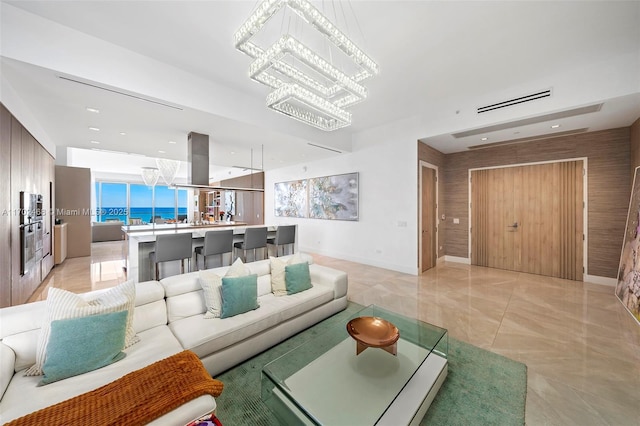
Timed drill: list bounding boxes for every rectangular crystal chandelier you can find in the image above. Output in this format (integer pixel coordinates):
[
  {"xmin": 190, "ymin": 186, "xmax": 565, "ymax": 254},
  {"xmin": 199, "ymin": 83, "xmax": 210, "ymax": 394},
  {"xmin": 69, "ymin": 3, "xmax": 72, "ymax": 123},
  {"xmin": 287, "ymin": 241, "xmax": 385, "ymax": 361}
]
[{"xmin": 234, "ymin": 0, "xmax": 379, "ymax": 131}]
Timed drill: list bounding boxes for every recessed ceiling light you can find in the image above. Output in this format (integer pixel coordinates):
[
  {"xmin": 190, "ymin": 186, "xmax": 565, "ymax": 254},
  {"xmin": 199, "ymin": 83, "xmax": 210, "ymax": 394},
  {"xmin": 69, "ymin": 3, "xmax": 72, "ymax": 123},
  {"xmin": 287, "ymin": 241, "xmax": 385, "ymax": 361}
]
[
  {"xmin": 88, "ymin": 127, "xmax": 100, "ymax": 132},
  {"xmin": 90, "ymin": 140, "xmax": 100, "ymax": 144},
  {"xmin": 481, "ymin": 137, "xmax": 488, "ymax": 141},
  {"xmin": 551, "ymin": 124, "xmax": 561, "ymax": 129},
  {"xmin": 119, "ymin": 132, "xmax": 127, "ymax": 136},
  {"xmin": 158, "ymin": 150, "xmax": 166, "ymax": 154},
  {"xmin": 230, "ymin": 151, "xmax": 235, "ymax": 155},
  {"xmin": 86, "ymin": 107, "xmax": 100, "ymax": 113},
  {"xmin": 168, "ymin": 140, "xmax": 176, "ymax": 144}
]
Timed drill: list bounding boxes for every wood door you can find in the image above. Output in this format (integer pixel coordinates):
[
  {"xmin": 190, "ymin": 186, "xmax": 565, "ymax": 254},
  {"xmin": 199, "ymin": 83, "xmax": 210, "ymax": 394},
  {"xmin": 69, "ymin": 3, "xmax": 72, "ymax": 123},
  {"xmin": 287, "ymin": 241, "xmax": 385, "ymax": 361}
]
[
  {"xmin": 421, "ymin": 166, "xmax": 437, "ymax": 272},
  {"xmin": 471, "ymin": 161, "xmax": 583, "ymax": 280}
]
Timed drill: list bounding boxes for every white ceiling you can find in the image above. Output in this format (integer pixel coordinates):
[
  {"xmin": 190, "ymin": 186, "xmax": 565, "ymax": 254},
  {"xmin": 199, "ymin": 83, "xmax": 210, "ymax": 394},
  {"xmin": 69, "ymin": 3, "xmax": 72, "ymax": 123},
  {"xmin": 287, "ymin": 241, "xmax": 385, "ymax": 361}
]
[{"xmin": 1, "ymin": 0, "xmax": 639, "ymax": 174}]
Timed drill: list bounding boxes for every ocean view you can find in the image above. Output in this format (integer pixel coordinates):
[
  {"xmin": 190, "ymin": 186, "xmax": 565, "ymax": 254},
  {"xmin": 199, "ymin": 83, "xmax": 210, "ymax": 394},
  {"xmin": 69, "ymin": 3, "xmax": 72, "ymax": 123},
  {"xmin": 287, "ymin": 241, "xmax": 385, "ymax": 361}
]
[{"xmin": 100, "ymin": 207, "xmax": 188, "ymax": 224}]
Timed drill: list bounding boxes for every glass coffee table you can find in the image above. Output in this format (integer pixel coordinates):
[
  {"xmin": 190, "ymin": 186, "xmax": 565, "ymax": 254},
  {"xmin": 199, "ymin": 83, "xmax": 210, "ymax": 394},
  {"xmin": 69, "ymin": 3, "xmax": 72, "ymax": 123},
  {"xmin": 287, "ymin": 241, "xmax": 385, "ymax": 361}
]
[{"xmin": 261, "ymin": 305, "xmax": 448, "ymax": 425}]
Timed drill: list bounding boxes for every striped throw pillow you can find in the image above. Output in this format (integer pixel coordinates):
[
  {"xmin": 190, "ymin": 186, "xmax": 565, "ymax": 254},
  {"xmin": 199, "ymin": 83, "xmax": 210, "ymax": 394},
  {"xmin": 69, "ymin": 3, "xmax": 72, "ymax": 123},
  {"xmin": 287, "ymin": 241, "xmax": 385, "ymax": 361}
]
[{"xmin": 24, "ymin": 280, "xmax": 138, "ymax": 376}]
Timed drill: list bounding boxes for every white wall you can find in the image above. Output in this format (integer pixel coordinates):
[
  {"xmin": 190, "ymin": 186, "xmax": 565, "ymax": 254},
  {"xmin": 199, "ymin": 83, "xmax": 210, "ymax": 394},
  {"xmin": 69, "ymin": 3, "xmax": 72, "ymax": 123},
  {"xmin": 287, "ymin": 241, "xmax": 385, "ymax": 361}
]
[
  {"xmin": 0, "ymin": 73, "xmax": 56, "ymax": 157},
  {"xmin": 266, "ymin": 116, "xmax": 423, "ymax": 275}
]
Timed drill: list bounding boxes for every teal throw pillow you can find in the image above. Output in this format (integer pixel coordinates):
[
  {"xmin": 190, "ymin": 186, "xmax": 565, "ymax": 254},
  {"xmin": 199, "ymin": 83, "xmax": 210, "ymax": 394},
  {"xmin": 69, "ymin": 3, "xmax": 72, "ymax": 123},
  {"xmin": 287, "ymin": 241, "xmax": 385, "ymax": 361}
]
[
  {"xmin": 39, "ymin": 310, "xmax": 127, "ymax": 386},
  {"xmin": 285, "ymin": 262, "xmax": 312, "ymax": 295},
  {"xmin": 221, "ymin": 274, "xmax": 259, "ymax": 319}
]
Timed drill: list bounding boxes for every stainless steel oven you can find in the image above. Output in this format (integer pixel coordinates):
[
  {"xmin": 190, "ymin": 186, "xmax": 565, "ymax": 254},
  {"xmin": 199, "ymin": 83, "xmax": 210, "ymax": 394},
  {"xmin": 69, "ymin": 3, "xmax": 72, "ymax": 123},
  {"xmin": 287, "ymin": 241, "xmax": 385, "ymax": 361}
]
[
  {"xmin": 20, "ymin": 222, "xmax": 36, "ymax": 275},
  {"xmin": 20, "ymin": 191, "xmax": 33, "ymax": 225},
  {"xmin": 20, "ymin": 192, "xmax": 44, "ymax": 275},
  {"xmin": 34, "ymin": 194, "xmax": 44, "ymax": 221}
]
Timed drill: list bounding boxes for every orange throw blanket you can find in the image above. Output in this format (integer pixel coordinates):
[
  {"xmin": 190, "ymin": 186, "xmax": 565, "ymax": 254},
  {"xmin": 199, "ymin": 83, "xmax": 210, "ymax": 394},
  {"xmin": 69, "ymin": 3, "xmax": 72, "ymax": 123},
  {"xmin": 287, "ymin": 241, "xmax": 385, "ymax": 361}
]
[{"xmin": 6, "ymin": 350, "xmax": 224, "ymax": 426}]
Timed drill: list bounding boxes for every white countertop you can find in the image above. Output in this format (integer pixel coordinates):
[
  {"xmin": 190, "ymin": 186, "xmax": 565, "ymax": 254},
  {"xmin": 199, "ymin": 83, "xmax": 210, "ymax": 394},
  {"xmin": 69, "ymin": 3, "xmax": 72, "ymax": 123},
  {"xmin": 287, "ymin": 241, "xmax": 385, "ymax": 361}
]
[{"xmin": 123, "ymin": 224, "xmax": 277, "ymax": 243}]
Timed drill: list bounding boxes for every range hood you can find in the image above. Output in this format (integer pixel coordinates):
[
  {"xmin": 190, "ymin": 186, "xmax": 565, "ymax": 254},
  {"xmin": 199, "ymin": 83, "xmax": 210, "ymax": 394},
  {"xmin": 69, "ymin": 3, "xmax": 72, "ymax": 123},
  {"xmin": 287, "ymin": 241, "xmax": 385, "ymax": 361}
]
[{"xmin": 170, "ymin": 131, "xmax": 264, "ymax": 192}]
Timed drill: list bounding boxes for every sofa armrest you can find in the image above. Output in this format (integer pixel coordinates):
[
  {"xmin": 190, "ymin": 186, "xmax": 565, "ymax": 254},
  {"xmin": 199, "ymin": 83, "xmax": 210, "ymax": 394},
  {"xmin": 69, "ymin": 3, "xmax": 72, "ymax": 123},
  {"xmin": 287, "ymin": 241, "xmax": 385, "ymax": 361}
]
[
  {"xmin": 309, "ymin": 264, "xmax": 348, "ymax": 300},
  {"xmin": 0, "ymin": 342, "xmax": 16, "ymax": 400}
]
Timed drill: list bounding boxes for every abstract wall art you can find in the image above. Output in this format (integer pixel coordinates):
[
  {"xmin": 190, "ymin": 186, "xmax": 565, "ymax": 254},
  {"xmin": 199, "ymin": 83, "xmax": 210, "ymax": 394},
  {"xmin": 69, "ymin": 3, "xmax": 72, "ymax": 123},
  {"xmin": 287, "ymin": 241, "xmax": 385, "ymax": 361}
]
[
  {"xmin": 274, "ymin": 179, "xmax": 307, "ymax": 218},
  {"xmin": 308, "ymin": 173, "xmax": 359, "ymax": 221},
  {"xmin": 616, "ymin": 166, "xmax": 640, "ymax": 324},
  {"xmin": 274, "ymin": 172, "xmax": 359, "ymax": 221}
]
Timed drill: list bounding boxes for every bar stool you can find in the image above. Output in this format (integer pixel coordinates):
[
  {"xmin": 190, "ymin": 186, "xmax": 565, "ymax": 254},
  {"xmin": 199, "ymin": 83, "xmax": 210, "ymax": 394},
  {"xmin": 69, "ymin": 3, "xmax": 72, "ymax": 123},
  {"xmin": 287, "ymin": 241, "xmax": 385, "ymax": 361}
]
[
  {"xmin": 149, "ymin": 233, "xmax": 192, "ymax": 280},
  {"xmin": 233, "ymin": 227, "xmax": 268, "ymax": 262},
  {"xmin": 267, "ymin": 225, "xmax": 296, "ymax": 257},
  {"xmin": 194, "ymin": 229, "xmax": 234, "ymax": 270}
]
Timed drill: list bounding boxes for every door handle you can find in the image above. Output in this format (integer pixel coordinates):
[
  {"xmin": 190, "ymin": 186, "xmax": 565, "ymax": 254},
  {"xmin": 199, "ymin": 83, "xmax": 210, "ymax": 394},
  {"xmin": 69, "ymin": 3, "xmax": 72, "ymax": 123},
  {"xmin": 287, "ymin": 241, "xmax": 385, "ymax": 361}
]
[{"xmin": 507, "ymin": 222, "xmax": 518, "ymax": 228}]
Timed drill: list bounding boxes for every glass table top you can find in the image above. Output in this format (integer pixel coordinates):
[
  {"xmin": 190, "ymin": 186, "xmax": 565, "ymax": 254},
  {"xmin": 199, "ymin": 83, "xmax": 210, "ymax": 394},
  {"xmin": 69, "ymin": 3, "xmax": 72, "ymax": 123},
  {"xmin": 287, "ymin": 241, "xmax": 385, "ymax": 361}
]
[{"xmin": 261, "ymin": 305, "xmax": 448, "ymax": 425}]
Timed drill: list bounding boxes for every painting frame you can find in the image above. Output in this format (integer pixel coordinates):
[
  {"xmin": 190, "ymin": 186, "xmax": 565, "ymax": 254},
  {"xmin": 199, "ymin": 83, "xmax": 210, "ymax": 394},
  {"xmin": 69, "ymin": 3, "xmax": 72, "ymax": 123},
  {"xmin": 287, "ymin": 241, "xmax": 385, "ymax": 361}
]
[
  {"xmin": 273, "ymin": 172, "xmax": 359, "ymax": 221},
  {"xmin": 274, "ymin": 179, "xmax": 308, "ymax": 218},
  {"xmin": 308, "ymin": 172, "xmax": 359, "ymax": 221}
]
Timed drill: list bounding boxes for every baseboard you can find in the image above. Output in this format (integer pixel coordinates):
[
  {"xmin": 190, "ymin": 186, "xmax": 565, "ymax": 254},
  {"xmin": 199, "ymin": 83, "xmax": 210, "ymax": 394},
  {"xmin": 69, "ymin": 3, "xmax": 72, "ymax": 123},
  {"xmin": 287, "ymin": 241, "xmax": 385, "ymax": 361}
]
[
  {"xmin": 443, "ymin": 256, "xmax": 470, "ymax": 265},
  {"xmin": 300, "ymin": 246, "xmax": 418, "ymax": 275},
  {"xmin": 584, "ymin": 274, "xmax": 617, "ymax": 287}
]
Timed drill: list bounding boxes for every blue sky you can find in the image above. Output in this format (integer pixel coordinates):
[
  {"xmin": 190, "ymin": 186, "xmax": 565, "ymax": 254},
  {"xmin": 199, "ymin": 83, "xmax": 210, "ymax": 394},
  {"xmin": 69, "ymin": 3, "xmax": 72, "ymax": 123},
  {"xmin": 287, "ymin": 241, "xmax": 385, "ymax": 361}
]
[{"xmin": 98, "ymin": 183, "xmax": 187, "ymax": 208}]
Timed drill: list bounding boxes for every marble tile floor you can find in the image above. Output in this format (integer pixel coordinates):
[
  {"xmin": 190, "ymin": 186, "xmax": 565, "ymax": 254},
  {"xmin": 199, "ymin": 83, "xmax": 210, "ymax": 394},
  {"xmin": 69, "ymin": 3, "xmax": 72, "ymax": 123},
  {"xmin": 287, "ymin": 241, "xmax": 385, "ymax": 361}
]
[{"xmin": 28, "ymin": 242, "xmax": 640, "ymax": 425}]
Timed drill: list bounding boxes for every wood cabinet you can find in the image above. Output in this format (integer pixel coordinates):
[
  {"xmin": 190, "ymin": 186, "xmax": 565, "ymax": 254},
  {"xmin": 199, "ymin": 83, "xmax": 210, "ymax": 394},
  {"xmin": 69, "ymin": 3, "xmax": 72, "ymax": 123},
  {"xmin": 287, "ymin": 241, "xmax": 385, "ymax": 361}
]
[
  {"xmin": 1, "ymin": 103, "xmax": 56, "ymax": 307},
  {"xmin": 0, "ymin": 105, "xmax": 12, "ymax": 307},
  {"xmin": 54, "ymin": 223, "xmax": 68, "ymax": 265}
]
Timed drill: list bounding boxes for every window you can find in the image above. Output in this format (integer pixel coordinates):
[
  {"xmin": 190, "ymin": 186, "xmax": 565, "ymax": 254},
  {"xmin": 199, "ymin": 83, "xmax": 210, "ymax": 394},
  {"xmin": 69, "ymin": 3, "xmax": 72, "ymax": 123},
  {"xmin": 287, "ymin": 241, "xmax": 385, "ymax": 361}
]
[
  {"xmin": 97, "ymin": 182, "xmax": 127, "ymax": 222},
  {"xmin": 154, "ymin": 185, "xmax": 175, "ymax": 222},
  {"xmin": 129, "ymin": 184, "xmax": 153, "ymax": 224},
  {"xmin": 95, "ymin": 181, "xmax": 190, "ymax": 224}
]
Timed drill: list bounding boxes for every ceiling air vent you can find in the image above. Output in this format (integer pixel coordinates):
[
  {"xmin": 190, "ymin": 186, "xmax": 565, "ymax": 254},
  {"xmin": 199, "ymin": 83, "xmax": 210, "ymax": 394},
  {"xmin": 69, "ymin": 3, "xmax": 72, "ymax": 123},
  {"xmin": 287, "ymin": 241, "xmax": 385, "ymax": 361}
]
[{"xmin": 477, "ymin": 89, "xmax": 552, "ymax": 114}]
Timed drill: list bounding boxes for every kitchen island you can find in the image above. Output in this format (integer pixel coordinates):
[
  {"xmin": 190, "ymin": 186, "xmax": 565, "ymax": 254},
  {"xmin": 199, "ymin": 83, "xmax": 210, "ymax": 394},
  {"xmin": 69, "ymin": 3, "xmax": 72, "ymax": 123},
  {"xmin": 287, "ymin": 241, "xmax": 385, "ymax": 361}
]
[{"xmin": 123, "ymin": 223, "xmax": 295, "ymax": 282}]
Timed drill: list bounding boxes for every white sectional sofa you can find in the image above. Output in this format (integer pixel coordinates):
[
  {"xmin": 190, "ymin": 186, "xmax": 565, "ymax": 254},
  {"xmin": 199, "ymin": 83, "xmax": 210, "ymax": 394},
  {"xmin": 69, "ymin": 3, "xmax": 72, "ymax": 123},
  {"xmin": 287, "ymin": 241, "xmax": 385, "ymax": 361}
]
[{"xmin": 0, "ymin": 253, "xmax": 348, "ymax": 424}]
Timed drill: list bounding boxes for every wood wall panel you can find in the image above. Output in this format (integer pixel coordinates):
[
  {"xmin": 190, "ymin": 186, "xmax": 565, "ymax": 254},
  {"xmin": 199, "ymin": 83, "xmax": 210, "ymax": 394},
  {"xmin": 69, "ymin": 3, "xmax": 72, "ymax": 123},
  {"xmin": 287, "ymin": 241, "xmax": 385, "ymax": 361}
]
[
  {"xmin": 440, "ymin": 127, "xmax": 630, "ymax": 278},
  {"xmin": 631, "ymin": 117, "xmax": 640, "ymax": 179},
  {"xmin": 0, "ymin": 105, "xmax": 12, "ymax": 306},
  {"xmin": 418, "ymin": 142, "xmax": 446, "ymax": 258},
  {"xmin": 55, "ymin": 166, "xmax": 92, "ymax": 258}
]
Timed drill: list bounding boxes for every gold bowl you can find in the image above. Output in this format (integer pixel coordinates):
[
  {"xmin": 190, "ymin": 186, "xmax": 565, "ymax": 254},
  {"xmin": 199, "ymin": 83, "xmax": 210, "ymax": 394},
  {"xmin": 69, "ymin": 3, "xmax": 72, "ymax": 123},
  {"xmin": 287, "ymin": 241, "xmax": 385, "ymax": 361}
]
[{"xmin": 346, "ymin": 316, "xmax": 400, "ymax": 355}]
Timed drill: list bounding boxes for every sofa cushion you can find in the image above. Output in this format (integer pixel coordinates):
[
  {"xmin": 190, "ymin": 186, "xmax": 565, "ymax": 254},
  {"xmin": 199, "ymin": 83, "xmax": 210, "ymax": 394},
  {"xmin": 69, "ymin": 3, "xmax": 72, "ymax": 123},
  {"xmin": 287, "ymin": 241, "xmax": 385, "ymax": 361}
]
[
  {"xmin": 220, "ymin": 275, "xmax": 259, "ymax": 319},
  {"xmin": 132, "ymin": 282, "xmax": 168, "ymax": 334},
  {"xmin": 25, "ymin": 281, "xmax": 138, "ymax": 376},
  {"xmin": 0, "ymin": 326, "xmax": 183, "ymax": 423},
  {"xmin": 257, "ymin": 275, "xmax": 272, "ymax": 297},
  {"xmin": 167, "ymin": 284, "xmax": 334, "ymax": 359},
  {"xmin": 285, "ymin": 262, "xmax": 312, "ymax": 295},
  {"xmin": 39, "ymin": 311, "xmax": 127, "ymax": 386},
  {"xmin": 1, "ymin": 343, "xmax": 15, "ymax": 400}
]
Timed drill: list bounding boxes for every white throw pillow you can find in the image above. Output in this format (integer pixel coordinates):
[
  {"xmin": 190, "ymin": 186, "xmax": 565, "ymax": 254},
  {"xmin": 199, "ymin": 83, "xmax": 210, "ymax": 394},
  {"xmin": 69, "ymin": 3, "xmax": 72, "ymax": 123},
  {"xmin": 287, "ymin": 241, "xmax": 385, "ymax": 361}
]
[
  {"xmin": 199, "ymin": 270, "xmax": 223, "ymax": 319},
  {"xmin": 270, "ymin": 253, "xmax": 307, "ymax": 296},
  {"xmin": 25, "ymin": 280, "xmax": 138, "ymax": 376},
  {"xmin": 226, "ymin": 257, "xmax": 251, "ymax": 278},
  {"xmin": 199, "ymin": 258, "xmax": 251, "ymax": 319}
]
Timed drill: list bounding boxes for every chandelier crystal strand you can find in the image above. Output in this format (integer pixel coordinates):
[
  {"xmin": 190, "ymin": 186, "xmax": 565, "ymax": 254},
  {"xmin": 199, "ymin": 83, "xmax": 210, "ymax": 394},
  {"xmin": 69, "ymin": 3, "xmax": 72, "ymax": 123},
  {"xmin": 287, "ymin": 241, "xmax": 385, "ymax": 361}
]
[
  {"xmin": 156, "ymin": 159, "xmax": 180, "ymax": 185},
  {"xmin": 235, "ymin": 0, "xmax": 378, "ymax": 131},
  {"xmin": 249, "ymin": 35, "xmax": 368, "ymax": 101},
  {"xmin": 141, "ymin": 167, "xmax": 160, "ymax": 187}
]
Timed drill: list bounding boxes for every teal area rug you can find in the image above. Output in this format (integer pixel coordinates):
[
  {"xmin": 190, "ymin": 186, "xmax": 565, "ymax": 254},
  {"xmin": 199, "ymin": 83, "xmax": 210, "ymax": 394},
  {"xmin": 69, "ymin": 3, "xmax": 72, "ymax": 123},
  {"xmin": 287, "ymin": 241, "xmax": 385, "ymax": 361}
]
[{"xmin": 215, "ymin": 303, "xmax": 527, "ymax": 425}]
